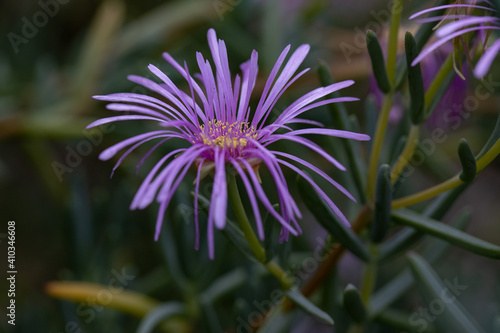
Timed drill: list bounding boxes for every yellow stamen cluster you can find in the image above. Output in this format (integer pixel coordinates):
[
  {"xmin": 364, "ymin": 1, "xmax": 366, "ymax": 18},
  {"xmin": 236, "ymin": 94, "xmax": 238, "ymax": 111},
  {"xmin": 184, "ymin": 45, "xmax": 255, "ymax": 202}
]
[{"xmin": 198, "ymin": 120, "xmax": 258, "ymax": 150}]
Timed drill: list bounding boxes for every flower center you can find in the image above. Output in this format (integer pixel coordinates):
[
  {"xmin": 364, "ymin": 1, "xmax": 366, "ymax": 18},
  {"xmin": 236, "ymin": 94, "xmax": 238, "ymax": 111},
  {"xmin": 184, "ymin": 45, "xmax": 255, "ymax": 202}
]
[{"xmin": 198, "ymin": 120, "xmax": 257, "ymax": 150}]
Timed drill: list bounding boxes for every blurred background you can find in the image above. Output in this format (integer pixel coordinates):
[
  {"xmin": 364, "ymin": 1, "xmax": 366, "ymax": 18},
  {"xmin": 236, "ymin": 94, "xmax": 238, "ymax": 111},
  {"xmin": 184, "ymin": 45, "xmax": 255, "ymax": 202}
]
[{"xmin": 1, "ymin": 0, "xmax": 500, "ymax": 332}]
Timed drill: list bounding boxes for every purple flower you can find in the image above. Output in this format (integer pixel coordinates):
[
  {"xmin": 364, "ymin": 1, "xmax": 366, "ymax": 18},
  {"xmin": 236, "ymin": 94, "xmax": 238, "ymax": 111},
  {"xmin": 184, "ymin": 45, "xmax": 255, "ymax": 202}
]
[
  {"xmin": 87, "ymin": 29, "xmax": 370, "ymax": 258},
  {"xmin": 410, "ymin": 1, "xmax": 500, "ymax": 78},
  {"xmin": 369, "ymin": 41, "xmax": 468, "ymax": 128}
]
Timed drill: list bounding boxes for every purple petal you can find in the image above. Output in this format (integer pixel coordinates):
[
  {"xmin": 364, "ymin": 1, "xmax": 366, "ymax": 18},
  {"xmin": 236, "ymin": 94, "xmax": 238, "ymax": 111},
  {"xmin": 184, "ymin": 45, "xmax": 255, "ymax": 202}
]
[
  {"xmin": 149, "ymin": 62, "xmax": 205, "ymax": 124},
  {"xmin": 474, "ymin": 38, "xmax": 500, "ymax": 77},
  {"xmin": 153, "ymin": 150, "xmax": 201, "ymax": 240},
  {"xmin": 130, "ymin": 148, "xmax": 187, "ymax": 210},
  {"xmin": 283, "ymin": 118, "xmax": 325, "ymax": 127},
  {"xmin": 276, "ymin": 96, "xmax": 359, "ymax": 126},
  {"xmin": 156, "ymin": 151, "xmax": 200, "ymax": 214},
  {"xmin": 436, "ymin": 16, "xmax": 498, "ymax": 38},
  {"xmin": 237, "ymin": 50, "xmax": 259, "ymax": 122},
  {"xmin": 286, "ymin": 161, "xmax": 351, "ymax": 227},
  {"xmin": 263, "ymin": 134, "xmax": 346, "ymax": 171},
  {"xmin": 275, "ymin": 81, "xmax": 355, "ymax": 124},
  {"xmin": 196, "ymin": 52, "xmax": 218, "ymax": 120},
  {"xmin": 255, "ymin": 68, "xmax": 310, "ymax": 129},
  {"xmin": 253, "ymin": 45, "xmax": 291, "ymax": 122},
  {"xmin": 232, "ymin": 74, "xmax": 242, "ymax": 121},
  {"xmin": 94, "ymin": 93, "xmax": 182, "ymax": 120},
  {"xmin": 249, "ymin": 141, "xmax": 301, "ymax": 218},
  {"xmin": 162, "ymin": 52, "xmax": 209, "ymax": 114},
  {"xmin": 106, "ymin": 103, "xmax": 170, "ymax": 120},
  {"xmin": 111, "ymin": 135, "xmax": 172, "ymax": 177},
  {"xmin": 238, "ymin": 159, "xmax": 299, "ymax": 236},
  {"xmin": 207, "ymin": 207, "xmax": 215, "ymax": 260},
  {"xmin": 288, "ymin": 128, "xmax": 371, "ymax": 141},
  {"xmin": 147, "ymin": 65, "xmax": 198, "ymax": 120},
  {"xmin": 127, "ymin": 74, "xmax": 198, "ymax": 125},
  {"xmin": 414, "ymin": 15, "xmax": 471, "ymax": 24},
  {"xmin": 87, "ymin": 115, "xmax": 165, "ymax": 129},
  {"xmin": 152, "ymin": 146, "xmax": 208, "ymax": 206},
  {"xmin": 272, "ymin": 151, "xmax": 356, "ymax": 202},
  {"xmin": 136, "ymin": 137, "xmax": 171, "ymax": 174},
  {"xmin": 260, "ymin": 45, "xmax": 310, "ymax": 114},
  {"xmin": 412, "ymin": 26, "xmax": 500, "ymax": 65},
  {"xmin": 193, "ymin": 158, "xmax": 205, "ymax": 250},
  {"xmin": 211, "ymin": 149, "xmax": 228, "ymax": 229},
  {"xmin": 154, "ymin": 199, "xmax": 168, "ymax": 241},
  {"xmin": 207, "ymin": 29, "xmax": 234, "ymax": 120},
  {"xmin": 98, "ymin": 130, "xmax": 171, "ymax": 161},
  {"xmin": 409, "ymin": 4, "xmax": 495, "ymax": 20}
]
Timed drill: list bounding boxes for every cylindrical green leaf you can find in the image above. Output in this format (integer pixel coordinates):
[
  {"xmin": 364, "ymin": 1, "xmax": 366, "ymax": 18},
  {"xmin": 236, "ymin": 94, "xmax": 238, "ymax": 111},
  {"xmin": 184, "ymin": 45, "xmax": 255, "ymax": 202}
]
[
  {"xmin": 392, "ymin": 209, "xmax": 500, "ymax": 259},
  {"xmin": 194, "ymin": 192, "xmax": 258, "ymax": 263},
  {"xmin": 285, "ymin": 288, "xmax": 334, "ymax": 325},
  {"xmin": 405, "ymin": 32, "xmax": 425, "ymax": 124},
  {"xmin": 408, "ymin": 253, "xmax": 486, "ymax": 333},
  {"xmin": 458, "ymin": 139, "xmax": 477, "ymax": 182},
  {"xmin": 394, "ymin": 0, "xmax": 449, "ymax": 88},
  {"xmin": 371, "ymin": 164, "xmax": 392, "ymax": 243},
  {"xmin": 297, "ymin": 175, "xmax": 370, "ymax": 261},
  {"xmin": 376, "ymin": 308, "xmax": 439, "ymax": 332},
  {"xmin": 137, "ymin": 302, "xmax": 186, "ymax": 333},
  {"xmin": 379, "ymin": 184, "xmax": 469, "ymax": 261},
  {"xmin": 343, "ymin": 284, "xmax": 367, "ymax": 323},
  {"xmin": 317, "ymin": 61, "xmax": 367, "ymax": 204},
  {"xmin": 200, "ymin": 268, "xmax": 247, "ymax": 303},
  {"xmin": 389, "ymin": 136, "xmax": 407, "ymax": 166},
  {"xmin": 476, "ymin": 112, "xmax": 500, "ymax": 160},
  {"xmin": 349, "ymin": 114, "xmax": 361, "ymax": 133},
  {"xmin": 370, "ymin": 208, "xmax": 471, "ymax": 317},
  {"xmin": 366, "ymin": 30, "xmax": 391, "ymax": 93}
]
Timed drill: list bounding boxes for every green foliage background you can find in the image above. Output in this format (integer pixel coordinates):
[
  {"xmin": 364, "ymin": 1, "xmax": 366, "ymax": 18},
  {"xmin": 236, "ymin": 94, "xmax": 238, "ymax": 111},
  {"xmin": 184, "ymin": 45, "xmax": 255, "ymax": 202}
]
[{"xmin": 1, "ymin": 0, "xmax": 500, "ymax": 332}]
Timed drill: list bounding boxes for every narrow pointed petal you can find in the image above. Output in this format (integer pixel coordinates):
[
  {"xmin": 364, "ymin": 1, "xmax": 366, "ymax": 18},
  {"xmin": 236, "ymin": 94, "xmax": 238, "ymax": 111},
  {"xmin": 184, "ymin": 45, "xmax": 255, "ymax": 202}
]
[
  {"xmin": 87, "ymin": 115, "xmax": 165, "ymax": 129},
  {"xmin": 193, "ymin": 159, "xmax": 205, "ymax": 250},
  {"xmin": 412, "ymin": 26, "xmax": 500, "ymax": 65},
  {"xmin": 474, "ymin": 39, "xmax": 500, "ymax": 78},
  {"xmin": 436, "ymin": 16, "xmax": 498, "ymax": 38},
  {"xmin": 409, "ymin": 4, "xmax": 495, "ymax": 20},
  {"xmin": 98, "ymin": 131, "xmax": 170, "ymax": 161},
  {"xmin": 289, "ymin": 128, "xmax": 371, "ymax": 141},
  {"xmin": 211, "ymin": 149, "xmax": 228, "ymax": 229}
]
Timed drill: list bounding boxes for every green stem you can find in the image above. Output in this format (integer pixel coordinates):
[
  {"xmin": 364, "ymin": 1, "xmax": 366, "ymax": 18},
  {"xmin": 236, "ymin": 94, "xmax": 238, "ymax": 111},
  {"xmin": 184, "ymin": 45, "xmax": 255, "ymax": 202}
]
[
  {"xmin": 227, "ymin": 172, "xmax": 266, "ymax": 262},
  {"xmin": 386, "ymin": 0, "xmax": 403, "ymax": 83},
  {"xmin": 391, "ymin": 125, "xmax": 420, "ymax": 184},
  {"xmin": 265, "ymin": 261, "xmax": 294, "ymax": 289},
  {"xmin": 477, "ymin": 137, "xmax": 500, "ymax": 172},
  {"xmin": 347, "ymin": 245, "xmax": 376, "ymax": 333},
  {"xmin": 227, "ymin": 172, "xmax": 293, "ymax": 289},
  {"xmin": 46, "ymin": 281, "xmax": 189, "ymax": 332},
  {"xmin": 367, "ymin": 93, "xmax": 395, "ymax": 198},
  {"xmin": 424, "ymin": 52, "xmax": 454, "ymax": 111},
  {"xmin": 367, "ymin": 1, "xmax": 402, "ymax": 198},
  {"xmin": 392, "ymin": 175, "xmax": 461, "ymax": 209},
  {"xmin": 392, "ymin": 137, "xmax": 500, "ymax": 209}
]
